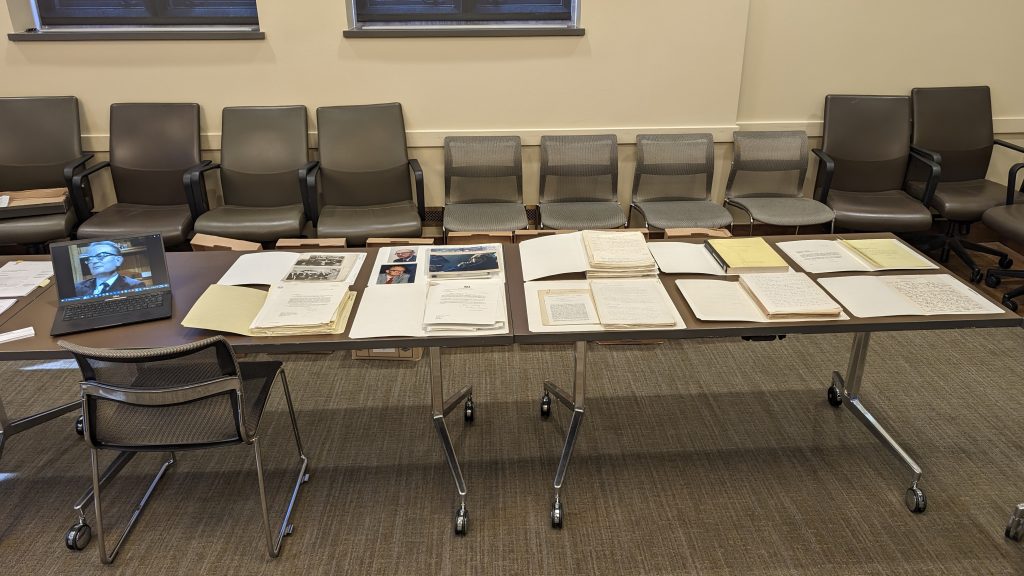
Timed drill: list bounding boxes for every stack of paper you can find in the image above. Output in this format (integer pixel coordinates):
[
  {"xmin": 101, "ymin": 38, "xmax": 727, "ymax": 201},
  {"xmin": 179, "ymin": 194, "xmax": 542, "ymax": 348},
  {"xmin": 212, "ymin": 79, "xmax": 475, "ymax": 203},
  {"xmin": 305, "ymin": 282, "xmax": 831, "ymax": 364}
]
[
  {"xmin": 582, "ymin": 231, "xmax": 658, "ymax": 278},
  {"xmin": 590, "ymin": 278, "xmax": 677, "ymax": 328},
  {"xmin": 428, "ymin": 245, "xmax": 503, "ymax": 279},
  {"xmin": 737, "ymin": 273, "xmax": 843, "ymax": 319},
  {"xmin": 0, "ymin": 260, "xmax": 53, "ymax": 297},
  {"xmin": 422, "ymin": 281, "xmax": 506, "ymax": 332},
  {"xmin": 704, "ymin": 237, "xmax": 789, "ymax": 274},
  {"xmin": 525, "ymin": 278, "xmax": 686, "ymax": 333},
  {"xmin": 182, "ymin": 282, "xmax": 355, "ymax": 337},
  {"xmin": 818, "ymin": 274, "xmax": 1003, "ymax": 317},
  {"xmin": 775, "ymin": 238, "xmax": 936, "ymax": 274}
]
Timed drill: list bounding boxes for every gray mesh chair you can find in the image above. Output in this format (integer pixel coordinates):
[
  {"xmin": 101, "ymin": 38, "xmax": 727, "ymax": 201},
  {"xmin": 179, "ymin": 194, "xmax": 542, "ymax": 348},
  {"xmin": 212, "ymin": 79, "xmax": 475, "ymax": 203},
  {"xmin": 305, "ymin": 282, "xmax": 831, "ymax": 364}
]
[
  {"xmin": 539, "ymin": 134, "xmax": 626, "ymax": 229},
  {"xmin": 189, "ymin": 106, "xmax": 317, "ymax": 243},
  {"xmin": 442, "ymin": 136, "xmax": 528, "ymax": 236},
  {"xmin": 0, "ymin": 96, "xmax": 91, "ymax": 247},
  {"xmin": 308, "ymin": 103, "xmax": 423, "ymax": 246},
  {"xmin": 73, "ymin": 103, "xmax": 208, "ymax": 247},
  {"xmin": 631, "ymin": 133, "xmax": 732, "ymax": 230},
  {"xmin": 910, "ymin": 86, "xmax": 1022, "ymax": 281},
  {"xmin": 58, "ymin": 336, "xmax": 309, "ymax": 564},
  {"xmin": 726, "ymin": 131, "xmax": 834, "ymax": 234}
]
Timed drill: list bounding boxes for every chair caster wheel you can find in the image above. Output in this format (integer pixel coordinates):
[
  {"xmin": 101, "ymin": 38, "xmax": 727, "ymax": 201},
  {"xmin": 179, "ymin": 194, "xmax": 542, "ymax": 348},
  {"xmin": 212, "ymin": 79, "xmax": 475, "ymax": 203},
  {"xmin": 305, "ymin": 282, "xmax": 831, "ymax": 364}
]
[
  {"xmin": 454, "ymin": 506, "xmax": 468, "ymax": 536},
  {"xmin": 905, "ymin": 487, "xmax": 927, "ymax": 514},
  {"xmin": 540, "ymin": 392, "xmax": 552, "ymax": 419},
  {"xmin": 1006, "ymin": 520, "xmax": 1024, "ymax": 542},
  {"xmin": 999, "ymin": 256, "xmax": 1014, "ymax": 269},
  {"xmin": 827, "ymin": 385, "xmax": 843, "ymax": 407},
  {"xmin": 551, "ymin": 500, "xmax": 563, "ymax": 529},
  {"xmin": 66, "ymin": 522, "xmax": 91, "ymax": 551},
  {"xmin": 970, "ymin": 269, "xmax": 983, "ymax": 284},
  {"xmin": 75, "ymin": 415, "xmax": 84, "ymax": 436},
  {"xmin": 986, "ymin": 273, "xmax": 1002, "ymax": 288},
  {"xmin": 1003, "ymin": 296, "xmax": 1019, "ymax": 312},
  {"xmin": 464, "ymin": 397, "xmax": 474, "ymax": 423}
]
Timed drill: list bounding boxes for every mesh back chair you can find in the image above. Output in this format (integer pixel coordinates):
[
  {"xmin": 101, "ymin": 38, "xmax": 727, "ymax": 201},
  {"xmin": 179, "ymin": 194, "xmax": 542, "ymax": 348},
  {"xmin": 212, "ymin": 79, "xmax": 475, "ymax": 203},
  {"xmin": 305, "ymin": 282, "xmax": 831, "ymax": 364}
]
[
  {"xmin": 189, "ymin": 106, "xmax": 317, "ymax": 243},
  {"xmin": 813, "ymin": 95, "xmax": 938, "ymax": 234},
  {"xmin": 911, "ymin": 86, "xmax": 1024, "ymax": 281},
  {"xmin": 538, "ymin": 134, "xmax": 626, "ymax": 230},
  {"xmin": 73, "ymin": 103, "xmax": 208, "ymax": 248},
  {"xmin": 726, "ymin": 131, "xmax": 834, "ymax": 235},
  {"xmin": 58, "ymin": 336, "xmax": 309, "ymax": 564},
  {"xmin": 442, "ymin": 136, "xmax": 528, "ymax": 237},
  {"xmin": 631, "ymin": 133, "xmax": 731, "ymax": 231},
  {"xmin": 309, "ymin": 103, "xmax": 423, "ymax": 246},
  {"xmin": 0, "ymin": 96, "xmax": 91, "ymax": 247}
]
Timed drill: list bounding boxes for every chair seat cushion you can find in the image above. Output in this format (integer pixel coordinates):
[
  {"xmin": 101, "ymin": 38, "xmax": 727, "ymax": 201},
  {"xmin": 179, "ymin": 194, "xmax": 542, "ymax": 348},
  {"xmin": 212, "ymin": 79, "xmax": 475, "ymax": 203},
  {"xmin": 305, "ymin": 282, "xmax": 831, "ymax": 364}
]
[
  {"xmin": 315, "ymin": 201, "xmax": 421, "ymax": 247},
  {"xmin": 826, "ymin": 189, "xmax": 933, "ymax": 232},
  {"xmin": 540, "ymin": 201, "xmax": 626, "ymax": 230},
  {"xmin": 195, "ymin": 204, "xmax": 306, "ymax": 243},
  {"xmin": 635, "ymin": 200, "xmax": 732, "ymax": 229},
  {"xmin": 0, "ymin": 210, "xmax": 75, "ymax": 245},
  {"xmin": 983, "ymin": 203, "xmax": 1024, "ymax": 246},
  {"xmin": 727, "ymin": 197, "xmax": 834, "ymax": 227},
  {"xmin": 77, "ymin": 203, "xmax": 192, "ymax": 247},
  {"xmin": 443, "ymin": 203, "xmax": 528, "ymax": 232},
  {"xmin": 907, "ymin": 178, "xmax": 1008, "ymax": 222}
]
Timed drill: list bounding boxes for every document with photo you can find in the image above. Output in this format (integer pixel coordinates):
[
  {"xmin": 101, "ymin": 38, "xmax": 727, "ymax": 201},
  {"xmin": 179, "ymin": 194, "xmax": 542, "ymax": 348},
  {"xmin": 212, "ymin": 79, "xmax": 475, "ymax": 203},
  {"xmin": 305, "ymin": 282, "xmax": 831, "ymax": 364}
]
[
  {"xmin": 370, "ymin": 246, "xmax": 428, "ymax": 285},
  {"xmin": 218, "ymin": 251, "xmax": 364, "ymax": 286},
  {"xmin": 428, "ymin": 244, "xmax": 504, "ymax": 279}
]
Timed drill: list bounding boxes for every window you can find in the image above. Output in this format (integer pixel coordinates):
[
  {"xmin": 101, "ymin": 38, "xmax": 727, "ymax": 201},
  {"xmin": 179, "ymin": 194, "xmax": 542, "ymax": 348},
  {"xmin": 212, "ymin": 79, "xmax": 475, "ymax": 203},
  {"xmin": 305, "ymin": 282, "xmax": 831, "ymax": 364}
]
[
  {"xmin": 346, "ymin": 0, "xmax": 582, "ymax": 37},
  {"xmin": 33, "ymin": 0, "xmax": 258, "ymax": 27}
]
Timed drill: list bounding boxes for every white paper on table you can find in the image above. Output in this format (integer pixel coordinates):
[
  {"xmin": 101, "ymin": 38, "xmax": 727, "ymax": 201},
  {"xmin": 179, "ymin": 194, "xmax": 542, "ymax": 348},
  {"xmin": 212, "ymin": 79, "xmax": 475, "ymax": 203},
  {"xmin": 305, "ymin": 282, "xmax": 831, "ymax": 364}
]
[
  {"xmin": 538, "ymin": 288, "xmax": 599, "ymax": 325},
  {"xmin": 589, "ymin": 278, "xmax": 678, "ymax": 327},
  {"xmin": 518, "ymin": 232, "xmax": 588, "ymax": 281},
  {"xmin": 818, "ymin": 274, "xmax": 1003, "ymax": 317},
  {"xmin": 524, "ymin": 280, "xmax": 685, "ymax": 333},
  {"xmin": 648, "ymin": 242, "xmax": 728, "ymax": 275},
  {"xmin": 0, "ymin": 298, "xmax": 16, "ymax": 316},
  {"xmin": 775, "ymin": 240, "xmax": 873, "ymax": 274},
  {"xmin": 676, "ymin": 279, "xmax": 849, "ymax": 323},
  {"xmin": 348, "ymin": 282, "xmax": 508, "ymax": 338},
  {"xmin": 0, "ymin": 261, "xmax": 54, "ymax": 297},
  {"xmin": 737, "ymin": 272, "xmax": 842, "ymax": 317},
  {"xmin": 423, "ymin": 280, "xmax": 503, "ymax": 327},
  {"xmin": 250, "ymin": 282, "xmax": 350, "ymax": 329},
  {"xmin": 581, "ymin": 230, "xmax": 654, "ymax": 266},
  {"xmin": 217, "ymin": 252, "xmax": 300, "ymax": 285}
]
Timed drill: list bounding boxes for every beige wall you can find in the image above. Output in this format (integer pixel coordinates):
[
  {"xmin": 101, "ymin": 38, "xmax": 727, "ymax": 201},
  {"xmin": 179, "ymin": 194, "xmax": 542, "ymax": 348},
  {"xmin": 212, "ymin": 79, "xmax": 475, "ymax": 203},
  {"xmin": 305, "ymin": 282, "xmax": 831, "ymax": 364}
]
[{"xmin": 2, "ymin": 0, "xmax": 1023, "ymax": 209}]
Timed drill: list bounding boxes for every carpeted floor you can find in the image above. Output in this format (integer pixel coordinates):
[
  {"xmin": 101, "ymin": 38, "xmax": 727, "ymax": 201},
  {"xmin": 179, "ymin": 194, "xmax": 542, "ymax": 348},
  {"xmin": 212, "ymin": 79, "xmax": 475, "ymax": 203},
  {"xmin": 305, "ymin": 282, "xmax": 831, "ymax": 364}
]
[{"xmin": 1, "ymin": 329, "xmax": 1023, "ymax": 575}]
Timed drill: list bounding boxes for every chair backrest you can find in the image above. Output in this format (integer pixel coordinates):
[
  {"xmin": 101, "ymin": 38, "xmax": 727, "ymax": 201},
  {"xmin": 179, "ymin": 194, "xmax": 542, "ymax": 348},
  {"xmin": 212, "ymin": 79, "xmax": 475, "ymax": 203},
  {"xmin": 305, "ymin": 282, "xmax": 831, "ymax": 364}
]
[
  {"xmin": 109, "ymin": 103, "xmax": 201, "ymax": 206},
  {"xmin": 220, "ymin": 105, "xmax": 309, "ymax": 208},
  {"xmin": 633, "ymin": 133, "xmax": 713, "ymax": 203},
  {"xmin": 821, "ymin": 95, "xmax": 911, "ymax": 193},
  {"xmin": 912, "ymin": 86, "xmax": 993, "ymax": 182},
  {"xmin": 539, "ymin": 134, "xmax": 618, "ymax": 203},
  {"xmin": 727, "ymin": 130, "xmax": 808, "ymax": 199},
  {"xmin": 444, "ymin": 136, "xmax": 522, "ymax": 205},
  {"xmin": 59, "ymin": 336, "xmax": 250, "ymax": 451},
  {"xmin": 0, "ymin": 96, "xmax": 82, "ymax": 191},
  {"xmin": 316, "ymin": 103, "xmax": 411, "ymax": 207}
]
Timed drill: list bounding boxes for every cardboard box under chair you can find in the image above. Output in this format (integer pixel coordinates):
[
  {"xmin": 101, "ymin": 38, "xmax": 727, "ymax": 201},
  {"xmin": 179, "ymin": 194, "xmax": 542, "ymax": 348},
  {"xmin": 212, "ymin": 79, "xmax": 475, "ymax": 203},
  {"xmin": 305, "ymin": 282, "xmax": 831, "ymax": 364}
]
[
  {"xmin": 275, "ymin": 238, "xmax": 348, "ymax": 249},
  {"xmin": 365, "ymin": 237, "xmax": 435, "ymax": 247},
  {"xmin": 664, "ymin": 227, "xmax": 732, "ymax": 239},
  {"xmin": 447, "ymin": 231, "xmax": 514, "ymax": 245},
  {"xmin": 190, "ymin": 233, "xmax": 262, "ymax": 252},
  {"xmin": 352, "ymin": 347, "xmax": 423, "ymax": 361},
  {"xmin": 0, "ymin": 187, "xmax": 71, "ymax": 220}
]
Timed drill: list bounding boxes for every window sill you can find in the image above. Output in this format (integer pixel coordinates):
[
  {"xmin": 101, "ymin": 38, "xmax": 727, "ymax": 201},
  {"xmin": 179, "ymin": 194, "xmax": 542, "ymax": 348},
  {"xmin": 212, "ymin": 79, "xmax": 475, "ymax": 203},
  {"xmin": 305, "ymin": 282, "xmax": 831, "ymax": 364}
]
[
  {"xmin": 7, "ymin": 28, "xmax": 264, "ymax": 41},
  {"xmin": 343, "ymin": 26, "xmax": 584, "ymax": 38}
]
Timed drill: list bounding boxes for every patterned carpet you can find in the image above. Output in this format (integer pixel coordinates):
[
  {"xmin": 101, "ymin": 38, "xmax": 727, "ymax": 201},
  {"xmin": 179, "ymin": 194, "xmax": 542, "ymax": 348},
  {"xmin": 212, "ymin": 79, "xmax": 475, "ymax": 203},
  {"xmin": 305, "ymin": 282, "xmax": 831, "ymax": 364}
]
[{"xmin": 1, "ymin": 328, "xmax": 1023, "ymax": 575}]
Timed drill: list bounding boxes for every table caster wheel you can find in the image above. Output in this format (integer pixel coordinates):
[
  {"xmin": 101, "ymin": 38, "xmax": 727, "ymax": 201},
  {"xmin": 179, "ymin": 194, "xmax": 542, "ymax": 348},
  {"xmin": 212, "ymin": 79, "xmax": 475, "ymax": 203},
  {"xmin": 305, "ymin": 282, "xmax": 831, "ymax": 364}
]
[
  {"xmin": 464, "ymin": 397, "xmax": 474, "ymax": 423},
  {"xmin": 66, "ymin": 521, "xmax": 91, "ymax": 551},
  {"xmin": 999, "ymin": 255, "xmax": 1014, "ymax": 269},
  {"xmin": 905, "ymin": 487, "xmax": 927, "ymax": 514},
  {"xmin": 985, "ymin": 273, "xmax": 1002, "ymax": 288},
  {"xmin": 1002, "ymin": 296, "xmax": 1019, "ymax": 312},
  {"xmin": 970, "ymin": 269, "xmax": 983, "ymax": 284},
  {"xmin": 540, "ymin": 392, "xmax": 552, "ymax": 419},
  {"xmin": 454, "ymin": 506, "xmax": 468, "ymax": 536},
  {"xmin": 75, "ymin": 415, "xmax": 84, "ymax": 436},
  {"xmin": 551, "ymin": 500, "xmax": 563, "ymax": 529},
  {"xmin": 827, "ymin": 385, "xmax": 843, "ymax": 407},
  {"xmin": 1006, "ymin": 520, "xmax": 1024, "ymax": 542}
]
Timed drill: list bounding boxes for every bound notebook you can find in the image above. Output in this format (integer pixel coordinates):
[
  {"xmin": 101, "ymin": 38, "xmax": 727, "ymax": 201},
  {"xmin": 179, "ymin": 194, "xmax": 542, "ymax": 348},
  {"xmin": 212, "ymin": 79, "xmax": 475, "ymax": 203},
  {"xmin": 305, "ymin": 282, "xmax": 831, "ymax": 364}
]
[
  {"xmin": 738, "ymin": 272, "xmax": 842, "ymax": 319},
  {"xmin": 704, "ymin": 237, "xmax": 788, "ymax": 274}
]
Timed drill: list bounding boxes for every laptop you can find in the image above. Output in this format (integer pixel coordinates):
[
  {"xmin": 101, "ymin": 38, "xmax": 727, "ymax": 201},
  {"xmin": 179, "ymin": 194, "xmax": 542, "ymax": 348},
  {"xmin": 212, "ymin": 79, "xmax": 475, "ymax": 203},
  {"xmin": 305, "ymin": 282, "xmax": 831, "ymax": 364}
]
[{"xmin": 50, "ymin": 234, "xmax": 173, "ymax": 336}]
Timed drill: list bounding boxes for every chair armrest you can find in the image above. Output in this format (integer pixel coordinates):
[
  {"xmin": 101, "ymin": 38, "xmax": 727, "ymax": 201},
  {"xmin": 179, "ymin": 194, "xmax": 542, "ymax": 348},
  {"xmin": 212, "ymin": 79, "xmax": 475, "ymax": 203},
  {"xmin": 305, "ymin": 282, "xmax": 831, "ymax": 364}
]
[
  {"xmin": 995, "ymin": 139, "xmax": 1024, "ymax": 155},
  {"xmin": 409, "ymin": 158, "xmax": 425, "ymax": 222},
  {"xmin": 1006, "ymin": 162, "xmax": 1024, "ymax": 205},
  {"xmin": 811, "ymin": 148, "xmax": 835, "ymax": 204},
  {"xmin": 62, "ymin": 154, "xmax": 94, "ymax": 190},
  {"xmin": 910, "ymin": 145, "xmax": 942, "ymax": 165},
  {"xmin": 70, "ymin": 161, "xmax": 111, "ymax": 223},
  {"xmin": 184, "ymin": 161, "xmax": 219, "ymax": 220},
  {"xmin": 908, "ymin": 149, "xmax": 941, "ymax": 207},
  {"xmin": 301, "ymin": 161, "xmax": 321, "ymax": 225}
]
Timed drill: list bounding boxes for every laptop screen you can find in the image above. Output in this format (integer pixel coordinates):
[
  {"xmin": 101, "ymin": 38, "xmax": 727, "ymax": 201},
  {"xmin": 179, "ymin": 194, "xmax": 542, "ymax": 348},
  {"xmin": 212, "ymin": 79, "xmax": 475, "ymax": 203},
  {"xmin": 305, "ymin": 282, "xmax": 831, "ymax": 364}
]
[{"xmin": 51, "ymin": 234, "xmax": 171, "ymax": 303}]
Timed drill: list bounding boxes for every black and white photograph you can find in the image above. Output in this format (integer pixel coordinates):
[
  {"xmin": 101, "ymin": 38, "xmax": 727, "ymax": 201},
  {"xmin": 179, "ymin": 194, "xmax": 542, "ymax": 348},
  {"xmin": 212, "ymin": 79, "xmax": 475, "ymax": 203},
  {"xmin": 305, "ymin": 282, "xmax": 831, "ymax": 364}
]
[{"xmin": 285, "ymin": 266, "xmax": 342, "ymax": 281}]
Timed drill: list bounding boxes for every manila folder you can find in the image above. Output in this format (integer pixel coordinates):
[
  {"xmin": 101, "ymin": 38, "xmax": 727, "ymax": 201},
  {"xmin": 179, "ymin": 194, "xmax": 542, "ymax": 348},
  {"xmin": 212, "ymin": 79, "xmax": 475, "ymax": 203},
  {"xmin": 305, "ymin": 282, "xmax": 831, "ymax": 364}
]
[{"xmin": 182, "ymin": 284, "xmax": 267, "ymax": 336}]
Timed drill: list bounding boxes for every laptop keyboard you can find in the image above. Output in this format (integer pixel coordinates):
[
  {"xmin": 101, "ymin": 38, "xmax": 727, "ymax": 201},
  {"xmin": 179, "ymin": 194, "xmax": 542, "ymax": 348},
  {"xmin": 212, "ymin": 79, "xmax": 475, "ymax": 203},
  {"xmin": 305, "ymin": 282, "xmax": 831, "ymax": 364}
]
[{"xmin": 62, "ymin": 293, "xmax": 167, "ymax": 321}]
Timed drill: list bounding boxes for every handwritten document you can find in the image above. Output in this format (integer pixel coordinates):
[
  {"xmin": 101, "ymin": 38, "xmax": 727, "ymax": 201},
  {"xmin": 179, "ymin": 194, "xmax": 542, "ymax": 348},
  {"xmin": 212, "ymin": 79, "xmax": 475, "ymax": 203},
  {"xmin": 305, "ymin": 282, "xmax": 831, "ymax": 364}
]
[
  {"xmin": 818, "ymin": 274, "xmax": 1002, "ymax": 317},
  {"xmin": 590, "ymin": 279, "xmax": 677, "ymax": 329},
  {"xmin": 738, "ymin": 272, "xmax": 842, "ymax": 318}
]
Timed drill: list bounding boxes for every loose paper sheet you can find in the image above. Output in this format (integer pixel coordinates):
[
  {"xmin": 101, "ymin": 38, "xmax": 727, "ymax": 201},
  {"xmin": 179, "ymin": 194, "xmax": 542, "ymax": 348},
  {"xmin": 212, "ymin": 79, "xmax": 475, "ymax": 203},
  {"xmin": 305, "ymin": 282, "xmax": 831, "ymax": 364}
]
[
  {"xmin": 0, "ymin": 261, "xmax": 53, "ymax": 297},
  {"xmin": 518, "ymin": 232, "xmax": 589, "ymax": 281},
  {"xmin": 423, "ymin": 281, "xmax": 504, "ymax": 329},
  {"xmin": 217, "ymin": 252, "xmax": 301, "ymax": 286},
  {"xmin": 818, "ymin": 274, "xmax": 1003, "ymax": 317},
  {"xmin": 648, "ymin": 242, "xmax": 729, "ymax": 275},
  {"xmin": 590, "ymin": 279, "xmax": 678, "ymax": 328},
  {"xmin": 839, "ymin": 238, "xmax": 936, "ymax": 270},
  {"xmin": 775, "ymin": 240, "xmax": 873, "ymax": 274}
]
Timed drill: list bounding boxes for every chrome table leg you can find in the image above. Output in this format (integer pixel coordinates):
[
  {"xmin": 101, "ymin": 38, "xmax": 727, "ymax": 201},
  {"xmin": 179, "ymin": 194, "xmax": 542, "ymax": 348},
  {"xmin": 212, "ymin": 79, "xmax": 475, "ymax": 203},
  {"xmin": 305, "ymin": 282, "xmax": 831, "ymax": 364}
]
[
  {"xmin": 542, "ymin": 340, "xmax": 587, "ymax": 529},
  {"xmin": 429, "ymin": 346, "xmax": 471, "ymax": 535}
]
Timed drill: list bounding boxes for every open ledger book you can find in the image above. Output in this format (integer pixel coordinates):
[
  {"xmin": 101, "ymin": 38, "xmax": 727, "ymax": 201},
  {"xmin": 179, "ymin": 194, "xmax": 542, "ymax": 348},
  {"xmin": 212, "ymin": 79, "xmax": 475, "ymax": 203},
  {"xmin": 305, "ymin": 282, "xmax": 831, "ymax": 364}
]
[
  {"xmin": 676, "ymin": 273, "xmax": 847, "ymax": 323},
  {"xmin": 183, "ymin": 282, "xmax": 355, "ymax": 336},
  {"xmin": 775, "ymin": 238, "xmax": 936, "ymax": 274},
  {"xmin": 519, "ymin": 231, "xmax": 656, "ymax": 281},
  {"xmin": 525, "ymin": 278, "xmax": 684, "ymax": 333}
]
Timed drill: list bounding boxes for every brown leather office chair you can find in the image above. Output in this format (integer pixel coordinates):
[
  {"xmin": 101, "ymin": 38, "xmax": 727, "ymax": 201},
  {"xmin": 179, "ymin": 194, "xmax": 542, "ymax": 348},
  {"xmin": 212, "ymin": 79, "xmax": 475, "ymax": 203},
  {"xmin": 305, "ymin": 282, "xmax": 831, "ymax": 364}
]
[
  {"xmin": 980, "ymin": 159, "xmax": 1024, "ymax": 310},
  {"xmin": 813, "ymin": 95, "xmax": 938, "ymax": 235},
  {"xmin": 910, "ymin": 86, "xmax": 1020, "ymax": 281},
  {"xmin": 442, "ymin": 135, "xmax": 528, "ymax": 237},
  {"xmin": 73, "ymin": 103, "xmax": 207, "ymax": 248},
  {"xmin": 0, "ymin": 96, "xmax": 91, "ymax": 248},
  {"xmin": 308, "ymin": 103, "xmax": 423, "ymax": 247},
  {"xmin": 189, "ymin": 106, "xmax": 317, "ymax": 243},
  {"xmin": 539, "ymin": 134, "xmax": 626, "ymax": 230}
]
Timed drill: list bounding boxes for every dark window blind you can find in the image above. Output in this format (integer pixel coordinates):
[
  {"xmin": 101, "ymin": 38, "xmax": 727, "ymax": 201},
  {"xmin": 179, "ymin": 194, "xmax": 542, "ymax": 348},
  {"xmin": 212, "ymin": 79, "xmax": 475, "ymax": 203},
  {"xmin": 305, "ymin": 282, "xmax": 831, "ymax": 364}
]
[
  {"xmin": 36, "ymin": 0, "xmax": 258, "ymax": 26},
  {"xmin": 355, "ymin": 0, "xmax": 571, "ymax": 22}
]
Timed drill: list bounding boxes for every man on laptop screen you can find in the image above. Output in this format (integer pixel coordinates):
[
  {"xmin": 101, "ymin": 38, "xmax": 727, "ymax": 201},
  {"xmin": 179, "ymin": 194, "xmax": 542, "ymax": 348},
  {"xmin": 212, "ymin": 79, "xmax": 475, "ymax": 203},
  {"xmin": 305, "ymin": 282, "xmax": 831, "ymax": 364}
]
[{"xmin": 74, "ymin": 240, "xmax": 146, "ymax": 297}]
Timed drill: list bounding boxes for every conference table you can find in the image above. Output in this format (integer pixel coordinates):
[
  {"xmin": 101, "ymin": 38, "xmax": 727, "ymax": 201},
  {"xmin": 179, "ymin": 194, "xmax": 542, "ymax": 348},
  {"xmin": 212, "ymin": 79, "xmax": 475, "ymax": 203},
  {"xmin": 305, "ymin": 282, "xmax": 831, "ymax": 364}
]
[
  {"xmin": 503, "ymin": 233, "xmax": 1023, "ymax": 528},
  {"xmin": 0, "ymin": 248, "xmax": 514, "ymax": 539}
]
